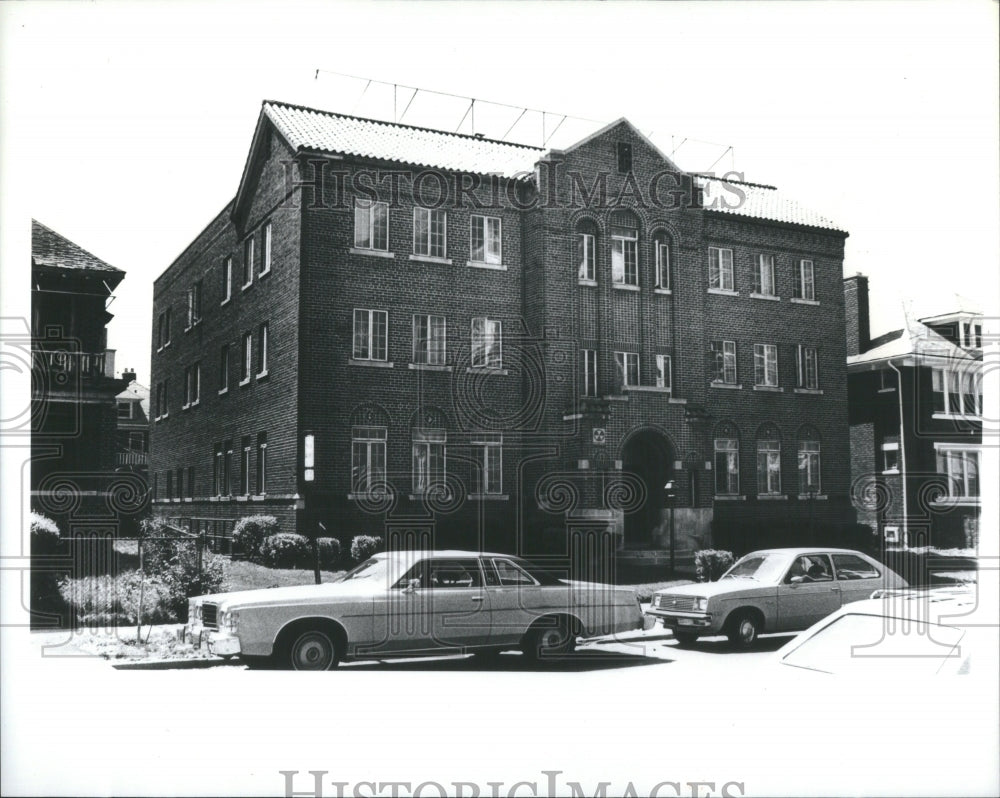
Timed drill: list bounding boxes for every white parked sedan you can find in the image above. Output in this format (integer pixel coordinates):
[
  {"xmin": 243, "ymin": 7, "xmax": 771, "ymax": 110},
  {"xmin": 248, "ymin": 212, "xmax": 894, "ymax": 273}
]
[
  {"xmin": 184, "ymin": 550, "xmax": 644, "ymax": 669},
  {"xmin": 644, "ymin": 547, "xmax": 908, "ymax": 648}
]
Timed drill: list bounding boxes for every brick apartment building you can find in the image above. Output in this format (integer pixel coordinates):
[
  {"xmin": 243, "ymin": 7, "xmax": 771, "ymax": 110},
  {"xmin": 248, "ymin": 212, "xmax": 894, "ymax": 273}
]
[
  {"xmin": 150, "ymin": 101, "xmax": 855, "ymax": 559},
  {"xmin": 846, "ymin": 275, "xmax": 982, "ymax": 548}
]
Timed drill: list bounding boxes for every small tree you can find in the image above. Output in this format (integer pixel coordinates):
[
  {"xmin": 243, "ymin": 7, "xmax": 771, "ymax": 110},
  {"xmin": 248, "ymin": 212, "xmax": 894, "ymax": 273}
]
[{"xmin": 694, "ymin": 549, "xmax": 736, "ymax": 582}]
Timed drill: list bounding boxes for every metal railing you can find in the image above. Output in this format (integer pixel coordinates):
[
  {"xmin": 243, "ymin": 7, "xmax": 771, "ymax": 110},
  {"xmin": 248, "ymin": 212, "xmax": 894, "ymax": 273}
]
[{"xmin": 33, "ymin": 348, "xmax": 115, "ymax": 380}]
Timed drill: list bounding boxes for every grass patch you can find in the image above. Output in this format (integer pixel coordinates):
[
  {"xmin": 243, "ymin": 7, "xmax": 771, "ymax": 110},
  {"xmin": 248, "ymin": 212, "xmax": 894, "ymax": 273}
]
[{"xmin": 223, "ymin": 559, "xmax": 347, "ymax": 592}]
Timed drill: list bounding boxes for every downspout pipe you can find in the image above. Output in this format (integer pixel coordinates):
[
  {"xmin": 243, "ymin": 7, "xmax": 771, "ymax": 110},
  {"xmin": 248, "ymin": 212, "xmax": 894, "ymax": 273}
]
[{"xmin": 887, "ymin": 358, "xmax": 908, "ymax": 547}]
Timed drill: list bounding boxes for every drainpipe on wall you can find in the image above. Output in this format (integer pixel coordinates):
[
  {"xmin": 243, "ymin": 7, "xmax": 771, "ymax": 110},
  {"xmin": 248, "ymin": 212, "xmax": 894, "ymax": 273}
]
[{"xmin": 887, "ymin": 358, "xmax": 908, "ymax": 548}]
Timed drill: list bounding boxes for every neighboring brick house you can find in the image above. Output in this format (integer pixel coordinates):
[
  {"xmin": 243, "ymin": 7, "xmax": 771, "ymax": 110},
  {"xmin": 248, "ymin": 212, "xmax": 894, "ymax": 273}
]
[
  {"xmin": 31, "ymin": 220, "xmax": 137, "ymax": 535},
  {"xmin": 846, "ymin": 274, "xmax": 982, "ymax": 548},
  {"xmin": 115, "ymin": 370, "xmax": 150, "ymax": 477},
  {"xmin": 150, "ymin": 101, "xmax": 855, "ymax": 559}
]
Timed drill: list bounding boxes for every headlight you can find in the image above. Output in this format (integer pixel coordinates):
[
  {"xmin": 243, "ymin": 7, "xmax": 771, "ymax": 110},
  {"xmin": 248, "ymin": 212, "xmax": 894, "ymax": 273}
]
[
  {"xmin": 220, "ymin": 610, "xmax": 239, "ymax": 632},
  {"xmin": 693, "ymin": 598, "xmax": 708, "ymax": 612}
]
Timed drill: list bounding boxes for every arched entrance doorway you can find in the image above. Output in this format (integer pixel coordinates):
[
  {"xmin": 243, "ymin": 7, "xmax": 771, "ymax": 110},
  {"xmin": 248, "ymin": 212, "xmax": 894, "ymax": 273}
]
[{"xmin": 621, "ymin": 428, "xmax": 674, "ymax": 548}]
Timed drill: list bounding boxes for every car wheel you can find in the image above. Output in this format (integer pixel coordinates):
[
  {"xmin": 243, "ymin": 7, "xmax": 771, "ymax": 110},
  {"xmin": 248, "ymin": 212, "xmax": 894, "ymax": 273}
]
[
  {"xmin": 673, "ymin": 631, "xmax": 699, "ymax": 647},
  {"xmin": 522, "ymin": 617, "xmax": 576, "ymax": 662},
  {"xmin": 287, "ymin": 629, "xmax": 340, "ymax": 671},
  {"xmin": 726, "ymin": 612, "xmax": 761, "ymax": 649}
]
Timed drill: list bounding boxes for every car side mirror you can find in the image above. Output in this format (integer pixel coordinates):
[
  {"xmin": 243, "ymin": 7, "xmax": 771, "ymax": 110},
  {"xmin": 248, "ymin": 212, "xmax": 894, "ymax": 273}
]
[{"xmin": 402, "ymin": 579, "xmax": 421, "ymax": 594}]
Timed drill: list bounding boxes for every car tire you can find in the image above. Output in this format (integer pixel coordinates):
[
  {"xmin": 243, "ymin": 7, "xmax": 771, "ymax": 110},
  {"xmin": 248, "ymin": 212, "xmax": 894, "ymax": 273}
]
[
  {"xmin": 673, "ymin": 631, "xmax": 699, "ymax": 647},
  {"xmin": 287, "ymin": 629, "xmax": 340, "ymax": 671},
  {"xmin": 522, "ymin": 617, "xmax": 576, "ymax": 662},
  {"xmin": 726, "ymin": 612, "xmax": 761, "ymax": 649}
]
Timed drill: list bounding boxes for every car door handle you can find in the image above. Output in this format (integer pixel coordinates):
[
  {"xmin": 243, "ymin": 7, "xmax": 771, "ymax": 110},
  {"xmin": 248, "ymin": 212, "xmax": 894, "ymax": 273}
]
[{"xmin": 470, "ymin": 596, "xmax": 485, "ymax": 602}]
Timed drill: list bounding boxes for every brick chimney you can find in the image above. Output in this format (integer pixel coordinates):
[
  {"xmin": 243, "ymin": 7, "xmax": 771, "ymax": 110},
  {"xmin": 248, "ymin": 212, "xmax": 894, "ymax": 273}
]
[
  {"xmin": 843, "ymin": 273, "xmax": 870, "ymax": 356},
  {"xmin": 121, "ymin": 367, "xmax": 137, "ymax": 383}
]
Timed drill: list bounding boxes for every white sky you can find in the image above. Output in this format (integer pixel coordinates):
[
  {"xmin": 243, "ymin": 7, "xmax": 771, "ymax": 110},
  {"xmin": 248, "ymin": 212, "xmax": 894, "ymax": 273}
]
[{"xmin": 2, "ymin": 1, "xmax": 998, "ymax": 387}]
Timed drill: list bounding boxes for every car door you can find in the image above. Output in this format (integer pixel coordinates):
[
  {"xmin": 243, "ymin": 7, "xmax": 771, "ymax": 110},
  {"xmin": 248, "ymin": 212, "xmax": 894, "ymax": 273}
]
[
  {"xmin": 776, "ymin": 554, "xmax": 842, "ymax": 631},
  {"xmin": 482, "ymin": 557, "xmax": 545, "ymax": 646},
  {"xmin": 832, "ymin": 552, "xmax": 885, "ymax": 606}
]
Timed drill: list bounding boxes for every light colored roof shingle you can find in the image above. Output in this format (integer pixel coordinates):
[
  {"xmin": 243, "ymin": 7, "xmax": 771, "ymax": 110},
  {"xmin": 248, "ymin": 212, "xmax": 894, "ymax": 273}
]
[
  {"xmin": 848, "ymin": 303, "xmax": 977, "ymax": 369},
  {"xmin": 264, "ymin": 101, "xmax": 543, "ymax": 179},
  {"xmin": 31, "ymin": 220, "xmax": 123, "ymax": 274},
  {"xmin": 698, "ymin": 177, "xmax": 845, "ymax": 233}
]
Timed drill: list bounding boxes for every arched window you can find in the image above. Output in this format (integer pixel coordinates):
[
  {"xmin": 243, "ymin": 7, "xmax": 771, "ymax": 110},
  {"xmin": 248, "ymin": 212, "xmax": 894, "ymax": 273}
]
[
  {"xmin": 797, "ymin": 425, "xmax": 821, "ymax": 495},
  {"xmin": 350, "ymin": 403, "xmax": 390, "ymax": 497},
  {"xmin": 756, "ymin": 422, "xmax": 782, "ymax": 496},
  {"xmin": 410, "ymin": 407, "xmax": 449, "ymax": 495},
  {"xmin": 609, "ymin": 210, "xmax": 639, "ymax": 287},
  {"xmin": 653, "ymin": 230, "xmax": 672, "ymax": 290},
  {"xmin": 576, "ymin": 219, "xmax": 598, "ymax": 283},
  {"xmin": 714, "ymin": 421, "xmax": 740, "ymax": 496}
]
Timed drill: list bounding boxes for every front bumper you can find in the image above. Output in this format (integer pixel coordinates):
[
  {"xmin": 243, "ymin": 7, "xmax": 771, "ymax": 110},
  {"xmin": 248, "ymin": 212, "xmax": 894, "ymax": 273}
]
[
  {"xmin": 181, "ymin": 624, "xmax": 242, "ymax": 657},
  {"xmin": 644, "ymin": 609, "xmax": 716, "ymax": 633}
]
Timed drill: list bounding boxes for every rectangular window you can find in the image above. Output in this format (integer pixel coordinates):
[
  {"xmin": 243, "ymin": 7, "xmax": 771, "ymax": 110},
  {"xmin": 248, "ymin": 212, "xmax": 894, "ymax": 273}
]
[
  {"xmin": 611, "ymin": 226, "xmax": 638, "ymax": 286},
  {"xmin": 161, "ymin": 379, "xmax": 168, "ymax": 417},
  {"xmin": 757, "ymin": 439, "xmax": 782, "ymax": 495},
  {"xmin": 475, "ymin": 434, "xmax": 503, "ymax": 495},
  {"xmin": 352, "ymin": 426, "xmax": 387, "ymax": 496},
  {"xmin": 164, "ymin": 308, "xmax": 171, "ymax": 345},
  {"xmin": 933, "ymin": 367, "xmax": 982, "ymax": 416},
  {"xmin": 709, "ymin": 247, "xmax": 734, "ymax": 291},
  {"xmin": 578, "ymin": 233, "xmax": 595, "ymax": 281},
  {"xmin": 353, "ymin": 309, "xmax": 389, "ymax": 361},
  {"xmin": 796, "ymin": 345, "xmax": 819, "ymax": 389},
  {"xmin": 582, "ymin": 349, "xmax": 597, "ymax": 397},
  {"xmin": 240, "ymin": 436, "xmax": 252, "ymax": 496},
  {"xmin": 354, "ymin": 199, "xmax": 389, "ymax": 251},
  {"xmin": 794, "ymin": 259, "xmax": 815, "ymax": 300},
  {"xmin": 166, "ymin": 469, "xmax": 173, "ymax": 500},
  {"xmin": 176, "ymin": 467, "xmax": 184, "ymax": 501},
  {"xmin": 213, "ymin": 442, "xmax": 222, "ymax": 496},
  {"xmin": 184, "ymin": 363, "xmax": 200, "ymax": 406},
  {"xmin": 656, "ymin": 354, "xmax": 672, "ymax": 391},
  {"xmin": 219, "ymin": 344, "xmax": 230, "ymax": 393},
  {"xmin": 157, "ymin": 313, "xmax": 164, "ymax": 349},
  {"xmin": 614, "ymin": 351, "xmax": 639, "ymax": 388},
  {"xmin": 936, "ymin": 448, "xmax": 979, "ymax": 499},
  {"xmin": 153, "ymin": 473, "xmax": 158, "ymax": 501},
  {"xmin": 714, "ymin": 439, "xmax": 740, "ymax": 496},
  {"xmin": 471, "ymin": 317, "xmax": 502, "ymax": 368},
  {"xmin": 413, "ymin": 207, "xmax": 447, "ymax": 258},
  {"xmin": 224, "ymin": 440, "xmax": 233, "ymax": 496},
  {"xmin": 616, "ymin": 142, "xmax": 632, "ymax": 174},
  {"xmin": 798, "ymin": 440, "xmax": 821, "ymax": 494},
  {"xmin": 881, "ymin": 442, "xmax": 899, "ymax": 473},
  {"xmin": 187, "ymin": 466, "xmax": 195, "ymax": 500},
  {"xmin": 412, "ymin": 429, "xmax": 446, "ymax": 494},
  {"xmin": 117, "ymin": 401, "xmax": 133, "ymax": 420},
  {"xmin": 222, "ymin": 256, "xmax": 233, "ymax": 303},
  {"xmin": 256, "ymin": 432, "xmax": 267, "ymax": 495},
  {"xmin": 243, "ymin": 236, "xmax": 254, "ymax": 288},
  {"xmin": 241, "ymin": 332, "xmax": 252, "ymax": 383},
  {"xmin": 711, "ymin": 340, "xmax": 738, "ymax": 384},
  {"xmin": 754, "ymin": 344, "xmax": 779, "ymax": 387},
  {"xmin": 655, "ymin": 242, "xmax": 670, "ymax": 290},
  {"xmin": 128, "ymin": 431, "xmax": 145, "ymax": 453},
  {"xmin": 261, "ymin": 222, "xmax": 272, "ymax": 275},
  {"xmin": 187, "ymin": 281, "xmax": 202, "ymax": 327},
  {"xmin": 412, "ymin": 314, "xmax": 447, "ymax": 366},
  {"xmin": 470, "ymin": 215, "xmax": 502, "ymax": 265},
  {"xmin": 754, "ymin": 254, "xmax": 776, "ymax": 296},
  {"xmin": 257, "ymin": 322, "xmax": 269, "ymax": 376}
]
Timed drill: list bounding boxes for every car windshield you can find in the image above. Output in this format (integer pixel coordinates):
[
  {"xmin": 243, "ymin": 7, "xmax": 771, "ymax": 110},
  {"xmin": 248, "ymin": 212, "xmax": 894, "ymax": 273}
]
[
  {"xmin": 723, "ymin": 553, "xmax": 790, "ymax": 583},
  {"xmin": 338, "ymin": 557, "xmax": 389, "ymax": 582},
  {"xmin": 780, "ymin": 613, "xmax": 967, "ymax": 675}
]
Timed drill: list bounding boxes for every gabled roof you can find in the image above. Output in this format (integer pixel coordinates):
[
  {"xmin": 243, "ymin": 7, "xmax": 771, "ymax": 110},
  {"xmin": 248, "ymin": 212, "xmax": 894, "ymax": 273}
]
[
  {"xmin": 697, "ymin": 177, "xmax": 845, "ymax": 233},
  {"xmin": 117, "ymin": 380, "xmax": 150, "ymax": 418},
  {"xmin": 848, "ymin": 303, "xmax": 977, "ymax": 370},
  {"xmin": 31, "ymin": 220, "xmax": 124, "ymax": 275},
  {"xmin": 557, "ymin": 117, "xmax": 683, "ymax": 173}
]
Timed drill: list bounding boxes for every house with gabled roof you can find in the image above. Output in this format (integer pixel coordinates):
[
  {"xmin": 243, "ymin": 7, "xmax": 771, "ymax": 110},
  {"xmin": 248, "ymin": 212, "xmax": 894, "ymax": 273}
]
[{"xmin": 151, "ymin": 100, "xmax": 855, "ymax": 565}]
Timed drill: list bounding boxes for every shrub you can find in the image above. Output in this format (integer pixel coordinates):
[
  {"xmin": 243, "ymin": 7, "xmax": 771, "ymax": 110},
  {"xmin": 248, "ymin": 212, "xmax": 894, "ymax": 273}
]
[
  {"xmin": 260, "ymin": 533, "xmax": 312, "ymax": 569},
  {"xmin": 30, "ymin": 512, "xmax": 66, "ymax": 625},
  {"xmin": 138, "ymin": 517, "xmax": 188, "ymax": 571},
  {"xmin": 316, "ymin": 537, "xmax": 342, "ymax": 570},
  {"xmin": 351, "ymin": 535, "xmax": 384, "ymax": 563},
  {"xmin": 695, "ymin": 549, "xmax": 735, "ymax": 582},
  {"xmin": 60, "ymin": 571, "xmax": 177, "ymax": 626},
  {"xmin": 30, "ymin": 512, "xmax": 61, "ymax": 553},
  {"xmin": 233, "ymin": 515, "xmax": 279, "ymax": 561}
]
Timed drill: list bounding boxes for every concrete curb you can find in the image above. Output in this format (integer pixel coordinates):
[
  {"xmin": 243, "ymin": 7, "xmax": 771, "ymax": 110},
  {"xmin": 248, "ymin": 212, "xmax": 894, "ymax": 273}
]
[{"xmin": 112, "ymin": 656, "xmax": 243, "ymax": 670}]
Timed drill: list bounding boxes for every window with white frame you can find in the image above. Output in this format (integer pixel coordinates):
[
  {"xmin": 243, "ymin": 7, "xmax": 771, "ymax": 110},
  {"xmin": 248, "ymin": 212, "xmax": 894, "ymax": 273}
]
[
  {"xmin": 794, "ymin": 259, "xmax": 815, "ymax": 301},
  {"xmin": 756, "ymin": 427, "xmax": 782, "ymax": 495},
  {"xmin": 936, "ymin": 446, "xmax": 979, "ymax": 499},
  {"xmin": 714, "ymin": 438, "xmax": 740, "ymax": 496},
  {"xmin": 796, "ymin": 345, "xmax": 819, "ymax": 389},
  {"xmin": 931, "ymin": 367, "xmax": 982, "ymax": 417},
  {"xmin": 223, "ymin": 439, "xmax": 233, "ymax": 496},
  {"xmin": 711, "ymin": 340, "xmax": 738, "ymax": 384},
  {"xmin": 261, "ymin": 222, "xmax": 272, "ymax": 275},
  {"xmin": 471, "ymin": 317, "xmax": 502, "ymax": 368},
  {"xmin": 656, "ymin": 354, "xmax": 672, "ymax": 391},
  {"xmin": 412, "ymin": 429, "xmax": 446, "ymax": 494},
  {"xmin": 709, "ymin": 247, "xmax": 734, "ymax": 291},
  {"xmin": 243, "ymin": 236, "xmax": 254, "ymax": 287},
  {"xmin": 881, "ymin": 441, "xmax": 899, "ymax": 473},
  {"xmin": 754, "ymin": 254, "xmax": 776, "ymax": 296},
  {"xmin": 354, "ymin": 199, "xmax": 389, "ymax": 251},
  {"xmin": 351, "ymin": 426, "xmax": 387, "ymax": 496},
  {"xmin": 654, "ymin": 234, "xmax": 671, "ymax": 290},
  {"xmin": 798, "ymin": 436, "xmax": 821, "ymax": 494},
  {"xmin": 577, "ymin": 221, "xmax": 596, "ymax": 282},
  {"xmin": 614, "ymin": 351, "xmax": 639, "ymax": 388},
  {"xmin": 412, "ymin": 314, "xmax": 446, "ymax": 365},
  {"xmin": 241, "ymin": 331, "xmax": 252, "ymax": 383},
  {"xmin": 256, "ymin": 432, "xmax": 267, "ymax": 495},
  {"xmin": 222, "ymin": 256, "xmax": 232, "ymax": 304},
  {"xmin": 353, "ymin": 309, "xmax": 388, "ymax": 361},
  {"xmin": 257, "ymin": 322, "xmax": 269, "ymax": 376},
  {"xmin": 754, "ymin": 344, "xmax": 779, "ymax": 387},
  {"xmin": 470, "ymin": 214, "xmax": 502, "ymax": 265},
  {"xmin": 219, "ymin": 344, "xmax": 230, "ymax": 393},
  {"xmin": 413, "ymin": 207, "xmax": 447, "ymax": 259},
  {"xmin": 610, "ymin": 212, "xmax": 639, "ymax": 286},
  {"xmin": 184, "ymin": 363, "xmax": 200, "ymax": 407},
  {"xmin": 213, "ymin": 442, "xmax": 222, "ymax": 496},
  {"xmin": 117, "ymin": 401, "xmax": 133, "ymax": 420},
  {"xmin": 187, "ymin": 281, "xmax": 202, "ymax": 327},
  {"xmin": 582, "ymin": 349, "xmax": 597, "ymax": 397},
  {"xmin": 475, "ymin": 434, "xmax": 503, "ymax": 495},
  {"xmin": 240, "ymin": 436, "xmax": 252, "ymax": 496}
]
